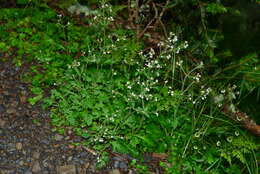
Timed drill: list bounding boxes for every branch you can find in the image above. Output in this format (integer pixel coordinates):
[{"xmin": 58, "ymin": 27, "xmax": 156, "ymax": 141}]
[{"xmin": 222, "ymin": 103, "xmax": 260, "ymax": 136}]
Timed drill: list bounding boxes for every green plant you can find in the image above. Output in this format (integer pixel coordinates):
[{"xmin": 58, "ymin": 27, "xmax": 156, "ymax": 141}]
[{"xmin": 1, "ymin": 1, "xmax": 259, "ymax": 173}]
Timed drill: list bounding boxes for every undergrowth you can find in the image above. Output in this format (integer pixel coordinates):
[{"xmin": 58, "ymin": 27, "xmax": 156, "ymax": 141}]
[{"xmin": 0, "ymin": 1, "xmax": 259, "ymax": 173}]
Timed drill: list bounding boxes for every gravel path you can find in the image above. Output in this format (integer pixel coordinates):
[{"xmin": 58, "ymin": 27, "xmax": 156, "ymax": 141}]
[{"xmin": 0, "ymin": 60, "xmax": 98, "ymax": 174}]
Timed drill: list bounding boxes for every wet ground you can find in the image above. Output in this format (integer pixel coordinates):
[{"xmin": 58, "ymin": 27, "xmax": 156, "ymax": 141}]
[{"xmin": 0, "ymin": 60, "xmax": 100, "ymax": 174}]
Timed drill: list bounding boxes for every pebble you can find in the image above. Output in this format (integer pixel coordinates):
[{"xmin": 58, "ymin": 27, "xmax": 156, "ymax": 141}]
[
  {"xmin": 16, "ymin": 142, "xmax": 23, "ymax": 150},
  {"xmin": 56, "ymin": 165, "xmax": 76, "ymax": 174},
  {"xmin": 54, "ymin": 134, "xmax": 64, "ymax": 141},
  {"xmin": 119, "ymin": 161, "xmax": 128, "ymax": 170},
  {"xmin": 19, "ymin": 160, "xmax": 24, "ymax": 166},
  {"xmin": 7, "ymin": 143, "xmax": 16, "ymax": 152},
  {"xmin": 32, "ymin": 151, "xmax": 40, "ymax": 159},
  {"xmin": 0, "ymin": 104, "xmax": 6, "ymax": 113},
  {"xmin": 24, "ymin": 170, "xmax": 33, "ymax": 174},
  {"xmin": 109, "ymin": 169, "xmax": 121, "ymax": 174},
  {"xmin": 32, "ymin": 161, "xmax": 41, "ymax": 173},
  {"xmin": 6, "ymin": 108, "xmax": 16, "ymax": 114},
  {"xmin": 0, "ymin": 118, "xmax": 6, "ymax": 127}
]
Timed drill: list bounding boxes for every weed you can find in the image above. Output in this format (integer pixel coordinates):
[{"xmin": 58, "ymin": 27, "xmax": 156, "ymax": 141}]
[{"xmin": 0, "ymin": 1, "xmax": 258, "ymax": 173}]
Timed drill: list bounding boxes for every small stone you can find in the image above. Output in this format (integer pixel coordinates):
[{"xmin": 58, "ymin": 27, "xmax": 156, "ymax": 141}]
[
  {"xmin": 20, "ymin": 95, "xmax": 27, "ymax": 103},
  {"xmin": 0, "ymin": 118, "xmax": 6, "ymax": 127},
  {"xmin": 109, "ymin": 169, "xmax": 121, "ymax": 174},
  {"xmin": 32, "ymin": 151, "xmax": 40, "ymax": 159},
  {"xmin": 114, "ymin": 161, "xmax": 120, "ymax": 168},
  {"xmin": 8, "ymin": 143, "xmax": 16, "ymax": 152},
  {"xmin": 84, "ymin": 162, "xmax": 90, "ymax": 168},
  {"xmin": 79, "ymin": 151, "xmax": 88, "ymax": 158},
  {"xmin": 24, "ymin": 170, "xmax": 33, "ymax": 174},
  {"xmin": 54, "ymin": 134, "xmax": 64, "ymax": 141},
  {"xmin": 32, "ymin": 161, "xmax": 41, "ymax": 173},
  {"xmin": 19, "ymin": 160, "xmax": 24, "ymax": 166},
  {"xmin": 128, "ymin": 170, "xmax": 134, "ymax": 174},
  {"xmin": 0, "ymin": 104, "xmax": 6, "ymax": 113},
  {"xmin": 16, "ymin": 142, "xmax": 23, "ymax": 150},
  {"xmin": 57, "ymin": 165, "xmax": 76, "ymax": 174},
  {"xmin": 68, "ymin": 156, "xmax": 73, "ymax": 161},
  {"xmin": 6, "ymin": 108, "xmax": 16, "ymax": 114},
  {"xmin": 119, "ymin": 162, "xmax": 128, "ymax": 170},
  {"xmin": 68, "ymin": 144, "xmax": 74, "ymax": 149}
]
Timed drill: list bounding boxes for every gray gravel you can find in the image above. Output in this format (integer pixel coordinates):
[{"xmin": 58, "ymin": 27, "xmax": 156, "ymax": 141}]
[{"xmin": 0, "ymin": 61, "xmax": 97, "ymax": 174}]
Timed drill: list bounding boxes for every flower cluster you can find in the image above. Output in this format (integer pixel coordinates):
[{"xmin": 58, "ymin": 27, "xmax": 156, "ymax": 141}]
[
  {"xmin": 200, "ymin": 86, "xmax": 212, "ymax": 100},
  {"xmin": 158, "ymin": 32, "xmax": 189, "ymax": 55}
]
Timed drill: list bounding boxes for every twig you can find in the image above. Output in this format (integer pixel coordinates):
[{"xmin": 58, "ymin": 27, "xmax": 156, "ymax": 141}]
[
  {"xmin": 222, "ymin": 103, "xmax": 260, "ymax": 136},
  {"xmin": 136, "ymin": 2, "xmax": 157, "ymax": 40},
  {"xmin": 135, "ymin": 0, "xmax": 140, "ymax": 41}
]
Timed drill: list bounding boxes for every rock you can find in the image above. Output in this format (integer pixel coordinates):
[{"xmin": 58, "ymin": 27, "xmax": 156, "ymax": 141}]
[
  {"xmin": 24, "ymin": 170, "xmax": 33, "ymax": 174},
  {"xmin": 0, "ymin": 118, "xmax": 6, "ymax": 127},
  {"xmin": 32, "ymin": 151, "xmax": 40, "ymax": 159},
  {"xmin": 7, "ymin": 143, "xmax": 16, "ymax": 152},
  {"xmin": 0, "ymin": 104, "xmax": 6, "ymax": 113},
  {"xmin": 16, "ymin": 142, "xmax": 23, "ymax": 150},
  {"xmin": 128, "ymin": 170, "xmax": 135, "ymax": 174},
  {"xmin": 57, "ymin": 165, "xmax": 76, "ymax": 174},
  {"xmin": 109, "ymin": 169, "xmax": 121, "ymax": 174},
  {"xmin": 119, "ymin": 161, "xmax": 128, "ymax": 170},
  {"xmin": 6, "ymin": 108, "xmax": 16, "ymax": 114},
  {"xmin": 32, "ymin": 161, "xmax": 41, "ymax": 173},
  {"xmin": 79, "ymin": 151, "xmax": 88, "ymax": 158},
  {"xmin": 20, "ymin": 95, "xmax": 27, "ymax": 104},
  {"xmin": 68, "ymin": 156, "xmax": 73, "ymax": 161},
  {"xmin": 84, "ymin": 162, "xmax": 90, "ymax": 168},
  {"xmin": 19, "ymin": 160, "xmax": 24, "ymax": 166},
  {"xmin": 54, "ymin": 134, "xmax": 64, "ymax": 141},
  {"xmin": 114, "ymin": 160, "xmax": 120, "ymax": 168}
]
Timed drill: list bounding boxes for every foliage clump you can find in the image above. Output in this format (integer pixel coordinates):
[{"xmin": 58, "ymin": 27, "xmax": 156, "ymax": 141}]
[{"xmin": 0, "ymin": 0, "xmax": 259, "ymax": 173}]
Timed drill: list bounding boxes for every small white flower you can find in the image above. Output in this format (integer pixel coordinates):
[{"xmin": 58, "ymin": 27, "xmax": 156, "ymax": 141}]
[
  {"xmin": 194, "ymin": 132, "xmax": 200, "ymax": 138},
  {"xmin": 216, "ymin": 141, "xmax": 221, "ymax": 146},
  {"xmin": 235, "ymin": 131, "xmax": 239, "ymax": 136},
  {"xmin": 227, "ymin": 137, "xmax": 232, "ymax": 143}
]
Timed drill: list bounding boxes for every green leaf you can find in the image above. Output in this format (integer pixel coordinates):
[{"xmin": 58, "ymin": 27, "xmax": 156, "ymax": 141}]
[
  {"xmin": 83, "ymin": 113, "xmax": 93, "ymax": 126},
  {"xmin": 206, "ymin": 3, "xmax": 227, "ymax": 15},
  {"xmin": 28, "ymin": 95, "xmax": 43, "ymax": 105},
  {"xmin": 111, "ymin": 141, "xmax": 128, "ymax": 154}
]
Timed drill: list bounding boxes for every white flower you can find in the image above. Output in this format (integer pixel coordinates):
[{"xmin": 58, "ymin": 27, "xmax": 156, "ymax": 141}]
[
  {"xmin": 227, "ymin": 137, "xmax": 232, "ymax": 143},
  {"xmin": 183, "ymin": 41, "xmax": 188, "ymax": 48},
  {"xmin": 235, "ymin": 131, "xmax": 240, "ymax": 136},
  {"xmin": 214, "ymin": 94, "xmax": 224, "ymax": 104},
  {"xmin": 194, "ymin": 132, "xmax": 200, "ymax": 138}
]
